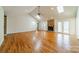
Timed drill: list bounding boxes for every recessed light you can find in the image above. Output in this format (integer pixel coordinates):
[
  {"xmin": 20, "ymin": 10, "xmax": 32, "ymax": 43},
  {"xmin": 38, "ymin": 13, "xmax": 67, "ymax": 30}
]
[{"xmin": 51, "ymin": 8, "xmax": 54, "ymax": 10}]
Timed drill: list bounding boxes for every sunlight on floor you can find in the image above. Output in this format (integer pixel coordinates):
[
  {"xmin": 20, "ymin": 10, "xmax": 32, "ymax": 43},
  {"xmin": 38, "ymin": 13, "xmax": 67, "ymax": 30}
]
[{"xmin": 57, "ymin": 33, "xmax": 70, "ymax": 51}]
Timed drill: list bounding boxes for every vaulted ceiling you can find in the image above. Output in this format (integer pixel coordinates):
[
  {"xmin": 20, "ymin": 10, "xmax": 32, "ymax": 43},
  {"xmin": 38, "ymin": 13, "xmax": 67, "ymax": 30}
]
[
  {"xmin": 3, "ymin": 6, "xmax": 78, "ymax": 20},
  {"xmin": 3, "ymin": 6, "xmax": 36, "ymax": 16}
]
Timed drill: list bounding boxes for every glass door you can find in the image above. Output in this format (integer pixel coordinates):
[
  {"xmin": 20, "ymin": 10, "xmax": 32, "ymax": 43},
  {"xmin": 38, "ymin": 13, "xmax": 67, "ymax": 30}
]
[
  {"xmin": 57, "ymin": 21, "xmax": 69, "ymax": 34},
  {"xmin": 57, "ymin": 21, "xmax": 62, "ymax": 33},
  {"xmin": 63, "ymin": 21, "xmax": 69, "ymax": 34}
]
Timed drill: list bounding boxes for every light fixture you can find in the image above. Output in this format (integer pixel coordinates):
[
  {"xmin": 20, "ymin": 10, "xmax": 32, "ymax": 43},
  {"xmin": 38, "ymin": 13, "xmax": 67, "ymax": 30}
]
[
  {"xmin": 57, "ymin": 6, "xmax": 64, "ymax": 13},
  {"xmin": 36, "ymin": 6, "xmax": 41, "ymax": 19},
  {"xmin": 36, "ymin": 14, "xmax": 40, "ymax": 19}
]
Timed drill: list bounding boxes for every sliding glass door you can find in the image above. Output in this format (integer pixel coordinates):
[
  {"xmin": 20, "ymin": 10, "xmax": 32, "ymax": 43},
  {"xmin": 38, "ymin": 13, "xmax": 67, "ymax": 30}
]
[
  {"xmin": 57, "ymin": 21, "xmax": 69, "ymax": 34},
  {"xmin": 57, "ymin": 22, "xmax": 62, "ymax": 33},
  {"xmin": 63, "ymin": 21, "xmax": 69, "ymax": 33}
]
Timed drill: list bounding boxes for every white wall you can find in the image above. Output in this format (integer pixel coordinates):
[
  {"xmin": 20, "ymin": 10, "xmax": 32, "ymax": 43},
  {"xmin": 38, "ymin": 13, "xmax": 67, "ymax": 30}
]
[
  {"xmin": 7, "ymin": 14, "xmax": 37, "ymax": 34},
  {"xmin": 69, "ymin": 18, "xmax": 76, "ymax": 34},
  {"xmin": 55, "ymin": 17, "xmax": 76, "ymax": 34},
  {"xmin": 0, "ymin": 7, "xmax": 4, "ymax": 46},
  {"xmin": 76, "ymin": 7, "xmax": 79, "ymax": 38},
  {"xmin": 39, "ymin": 21, "xmax": 48, "ymax": 31},
  {"xmin": 7, "ymin": 15, "xmax": 15, "ymax": 34}
]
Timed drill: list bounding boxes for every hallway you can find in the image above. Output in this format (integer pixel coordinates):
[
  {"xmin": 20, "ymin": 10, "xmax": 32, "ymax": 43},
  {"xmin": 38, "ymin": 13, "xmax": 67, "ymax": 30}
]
[{"xmin": 0, "ymin": 31, "xmax": 78, "ymax": 53}]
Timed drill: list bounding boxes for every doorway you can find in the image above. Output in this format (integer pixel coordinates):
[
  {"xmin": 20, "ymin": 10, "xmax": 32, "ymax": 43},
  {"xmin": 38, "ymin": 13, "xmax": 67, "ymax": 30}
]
[{"xmin": 4, "ymin": 15, "xmax": 7, "ymax": 34}]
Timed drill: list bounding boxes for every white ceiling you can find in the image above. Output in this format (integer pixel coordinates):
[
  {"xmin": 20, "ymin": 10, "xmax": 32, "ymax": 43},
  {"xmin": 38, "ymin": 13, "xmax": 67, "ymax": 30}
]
[
  {"xmin": 3, "ymin": 6, "xmax": 78, "ymax": 20},
  {"xmin": 3, "ymin": 6, "xmax": 36, "ymax": 16},
  {"xmin": 30, "ymin": 6, "xmax": 78, "ymax": 20}
]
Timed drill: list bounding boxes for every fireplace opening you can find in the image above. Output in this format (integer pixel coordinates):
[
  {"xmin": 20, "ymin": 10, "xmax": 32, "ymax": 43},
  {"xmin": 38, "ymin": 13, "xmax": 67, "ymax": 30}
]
[{"xmin": 48, "ymin": 26, "xmax": 54, "ymax": 31}]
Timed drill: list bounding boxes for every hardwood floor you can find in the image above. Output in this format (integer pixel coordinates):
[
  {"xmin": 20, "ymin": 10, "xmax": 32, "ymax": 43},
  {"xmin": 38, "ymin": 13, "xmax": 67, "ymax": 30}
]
[{"xmin": 0, "ymin": 31, "xmax": 79, "ymax": 53}]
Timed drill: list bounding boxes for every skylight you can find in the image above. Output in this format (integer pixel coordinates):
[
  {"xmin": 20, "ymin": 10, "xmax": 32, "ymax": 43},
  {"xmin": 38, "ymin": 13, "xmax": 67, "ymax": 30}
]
[{"xmin": 57, "ymin": 6, "xmax": 64, "ymax": 13}]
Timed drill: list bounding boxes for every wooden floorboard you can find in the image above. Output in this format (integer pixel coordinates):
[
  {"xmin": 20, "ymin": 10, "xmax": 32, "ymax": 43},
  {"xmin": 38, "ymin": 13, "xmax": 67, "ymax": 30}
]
[{"xmin": 0, "ymin": 31, "xmax": 79, "ymax": 53}]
